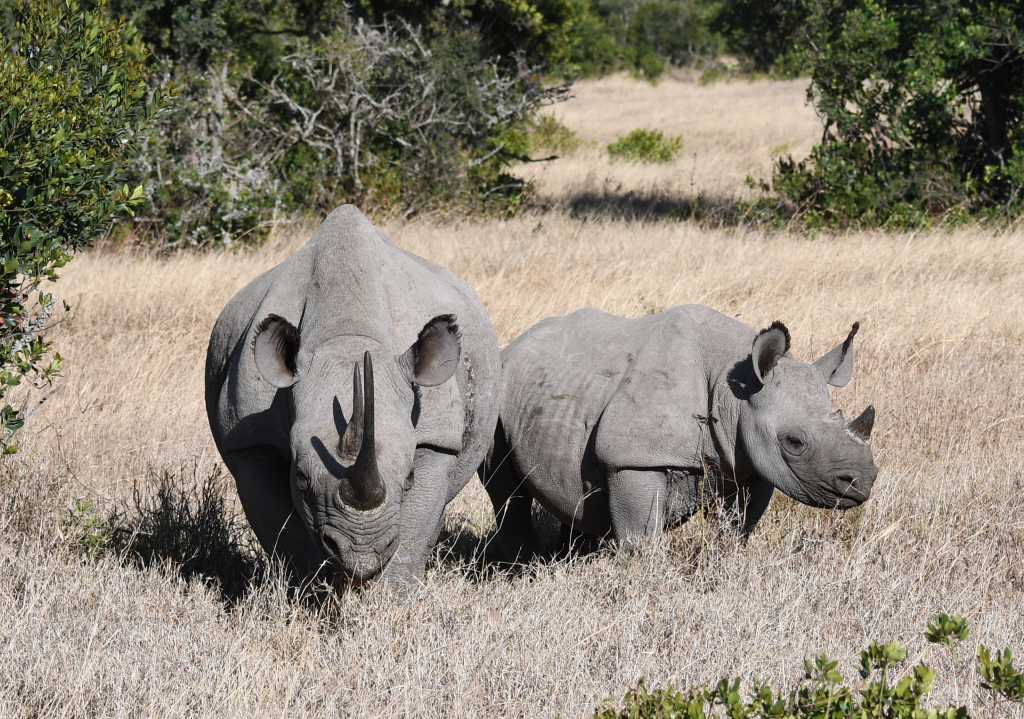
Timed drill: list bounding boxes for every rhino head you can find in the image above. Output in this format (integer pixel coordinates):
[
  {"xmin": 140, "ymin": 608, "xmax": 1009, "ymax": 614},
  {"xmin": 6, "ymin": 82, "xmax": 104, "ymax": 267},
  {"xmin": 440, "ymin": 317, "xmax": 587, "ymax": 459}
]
[
  {"xmin": 253, "ymin": 313, "xmax": 461, "ymax": 582},
  {"xmin": 735, "ymin": 321, "xmax": 877, "ymax": 509}
]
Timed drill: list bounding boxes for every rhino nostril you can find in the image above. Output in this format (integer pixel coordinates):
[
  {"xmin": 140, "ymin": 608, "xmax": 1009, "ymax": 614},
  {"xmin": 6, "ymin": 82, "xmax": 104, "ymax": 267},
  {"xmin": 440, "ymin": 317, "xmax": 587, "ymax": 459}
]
[
  {"xmin": 835, "ymin": 473, "xmax": 857, "ymax": 488},
  {"xmin": 321, "ymin": 530, "xmax": 343, "ymax": 558}
]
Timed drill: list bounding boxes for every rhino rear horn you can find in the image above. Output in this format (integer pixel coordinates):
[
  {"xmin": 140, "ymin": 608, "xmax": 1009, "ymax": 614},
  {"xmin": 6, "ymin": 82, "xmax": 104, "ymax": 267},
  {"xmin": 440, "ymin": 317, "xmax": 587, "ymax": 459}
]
[
  {"xmin": 339, "ymin": 361, "xmax": 364, "ymax": 460},
  {"xmin": 254, "ymin": 314, "xmax": 300, "ymax": 388},
  {"xmin": 815, "ymin": 322, "xmax": 859, "ymax": 387},
  {"xmin": 338, "ymin": 351, "xmax": 387, "ymax": 511},
  {"xmin": 848, "ymin": 405, "xmax": 875, "ymax": 441}
]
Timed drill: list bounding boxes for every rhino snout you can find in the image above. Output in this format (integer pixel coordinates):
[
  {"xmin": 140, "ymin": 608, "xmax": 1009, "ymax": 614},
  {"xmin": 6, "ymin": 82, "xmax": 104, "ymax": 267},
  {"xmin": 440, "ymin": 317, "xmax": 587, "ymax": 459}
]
[
  {"xmin": 832, "ymin": 466, "xmax": 877, "ymax": 507},
  {"xmin": 320, "ymin": 523, "xmax": 398, "ymax": 581}
]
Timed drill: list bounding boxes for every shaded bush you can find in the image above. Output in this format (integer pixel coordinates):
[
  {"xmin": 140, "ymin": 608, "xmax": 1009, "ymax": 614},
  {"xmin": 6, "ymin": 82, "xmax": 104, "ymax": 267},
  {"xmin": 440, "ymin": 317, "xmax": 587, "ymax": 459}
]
[
  {"xmin": 608, "ymin": 128, "xmax": 683, "ymax": 163},
  {"xmin": 127, "ymin": 17, "xmax": 569, "ymax": 247},
  {"xmin": 107, "ymin": 464, "xmax": 264, "ymax": 602},
  {"xmin": 748, "ymin": 0, "xmax": 1024, "ymax": 229}
]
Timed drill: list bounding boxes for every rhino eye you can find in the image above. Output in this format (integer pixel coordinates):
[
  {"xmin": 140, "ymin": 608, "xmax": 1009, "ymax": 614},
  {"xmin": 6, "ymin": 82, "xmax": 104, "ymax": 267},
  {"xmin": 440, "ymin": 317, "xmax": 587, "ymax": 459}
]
[{"xmin": 780, "ymin": 430, "xmax": 809, "ymax": 456}]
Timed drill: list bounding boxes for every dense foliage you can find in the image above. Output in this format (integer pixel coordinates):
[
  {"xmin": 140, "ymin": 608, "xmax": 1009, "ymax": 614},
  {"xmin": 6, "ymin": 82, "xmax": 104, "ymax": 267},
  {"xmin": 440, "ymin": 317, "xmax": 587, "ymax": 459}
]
[
  {"xmin": 0, "ymin": 0, "xmax": 166, "ymax": 449},
  {"xmin": 101, "ymin": 0, "xmax": 571, "ymax": 246},
  {"xmin": 571, "ymin": 0, "xmax": 722, "ymax": 79},
  {"xmin": 593, "ymin": 614, "xmax": 1023, "ymax": 718},
  {"xmin": 751, "ymin": 0, "xmax": 1024, "ymax": 228}
]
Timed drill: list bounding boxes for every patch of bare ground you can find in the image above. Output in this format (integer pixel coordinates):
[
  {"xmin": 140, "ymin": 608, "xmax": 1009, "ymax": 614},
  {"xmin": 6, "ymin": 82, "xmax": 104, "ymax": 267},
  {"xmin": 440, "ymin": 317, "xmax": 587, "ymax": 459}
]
[{"xmin": 1, "ymin": 76, "xmax": 1023, "ymax": 717}]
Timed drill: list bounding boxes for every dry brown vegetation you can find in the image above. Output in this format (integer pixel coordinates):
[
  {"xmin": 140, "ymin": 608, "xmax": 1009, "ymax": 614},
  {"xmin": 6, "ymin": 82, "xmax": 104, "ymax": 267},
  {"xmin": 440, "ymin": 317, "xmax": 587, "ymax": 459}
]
[{"xmin": 2, "ymin": 75, "xmax": 1023, "ymax": 718}]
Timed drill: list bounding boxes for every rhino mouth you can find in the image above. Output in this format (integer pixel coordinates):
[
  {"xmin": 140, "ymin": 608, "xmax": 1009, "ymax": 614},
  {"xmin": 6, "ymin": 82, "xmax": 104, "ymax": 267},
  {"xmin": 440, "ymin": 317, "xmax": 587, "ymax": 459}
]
[
  {"xmin": 832, "ymin": 475, "xmax": 870, "ymax": 507},
  {"xmin": 320, "ymin": 526, "xmax": 399, "ymax": 582}
]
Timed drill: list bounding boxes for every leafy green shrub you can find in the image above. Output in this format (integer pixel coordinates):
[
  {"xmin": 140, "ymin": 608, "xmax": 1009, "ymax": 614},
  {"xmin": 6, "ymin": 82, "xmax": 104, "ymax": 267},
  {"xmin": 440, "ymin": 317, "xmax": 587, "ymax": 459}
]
[
  {"xmin": 748, "ymin": 0, "xmax": 1024, "ymax": 228},
  {"xmin": 127, "ymin": 18, "xmax": 567, "ymax": 246},
  {"xmin": 107, "ymin": 465, "xmax": 264, "ymax": 602},
  {"xmin": 571, "ymin": 0, "xmax": 723, "ymax": 80},
  {"xmin": 608, "ymin": 128, "xmax": 683, "ymax": 163},
  {"xmin": 0, "ymin": 0, "xmax": 167, "ymax": 449},
  {"xmin": 531, "ymin": 114, "xmax": 581, "ymax": 156},
  {"xmin": 592, "ymin": 614, "xmax": 1022, "ymax": 718}
]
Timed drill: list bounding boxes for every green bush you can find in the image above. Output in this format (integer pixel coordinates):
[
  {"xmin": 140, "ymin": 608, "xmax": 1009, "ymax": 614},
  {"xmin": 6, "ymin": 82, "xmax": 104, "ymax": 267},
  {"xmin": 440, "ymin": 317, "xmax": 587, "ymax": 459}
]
[
  {"xmin": 531, "ymin": 114, "xmax": 581, "ymax": 156},
  {"xmin": 608, "ymin": 128, "xmax": 683, "ymax": 163},
  {"xmin": 571, "ymin": 0, "xmax": 723, "ymax": 80},
  {"xmin": 592, "ymin": 614, "xmax": 1022, "ymax": 718},
  {"xmin": 748, "ymin": 0, "xmax": 1024, "ymax": 228},
  {"xmin": 0, "ymin": 0, "xmax": 167, "ymax": 449}
]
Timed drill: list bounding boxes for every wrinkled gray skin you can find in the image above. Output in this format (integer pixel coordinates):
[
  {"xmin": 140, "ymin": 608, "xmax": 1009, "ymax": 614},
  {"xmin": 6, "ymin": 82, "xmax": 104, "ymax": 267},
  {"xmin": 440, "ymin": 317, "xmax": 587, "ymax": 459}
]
[
  {"xmin": 206, "ymin": 205, "xmax": 500, "ymax": 586},
  {"xmin": 482, "ymin": 304, "xmax": 877, "ymax": 562}
]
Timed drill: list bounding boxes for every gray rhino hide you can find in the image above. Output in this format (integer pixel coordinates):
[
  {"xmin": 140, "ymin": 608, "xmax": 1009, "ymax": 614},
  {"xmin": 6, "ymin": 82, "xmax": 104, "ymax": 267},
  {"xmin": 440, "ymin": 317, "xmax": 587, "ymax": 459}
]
[
  {"xmin": 206, "ymin": 206, "xmax": 500, "ymax": 585},
  {"xmin": 482, "ymin": 305, "xmax": 876, "ymax": 562}
]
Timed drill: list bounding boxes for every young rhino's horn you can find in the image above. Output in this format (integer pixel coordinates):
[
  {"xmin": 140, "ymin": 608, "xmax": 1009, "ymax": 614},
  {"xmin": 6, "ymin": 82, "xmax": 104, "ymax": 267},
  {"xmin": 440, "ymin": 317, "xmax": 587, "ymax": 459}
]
[{"xmin": 848, "ymin": 405, "xmax": 875, "ymax": 441}]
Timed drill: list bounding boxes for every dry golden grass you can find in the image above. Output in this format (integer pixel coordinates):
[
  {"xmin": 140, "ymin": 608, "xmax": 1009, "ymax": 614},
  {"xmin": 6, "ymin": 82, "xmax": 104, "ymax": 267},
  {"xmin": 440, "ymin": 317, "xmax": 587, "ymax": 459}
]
[
  {"xmin": 2, "ymin": 76, "xmax": 1023, "ymax": 718},
  {"xmin": 518, "ymin": 73, "xmax": 821, "ymax": 213}
]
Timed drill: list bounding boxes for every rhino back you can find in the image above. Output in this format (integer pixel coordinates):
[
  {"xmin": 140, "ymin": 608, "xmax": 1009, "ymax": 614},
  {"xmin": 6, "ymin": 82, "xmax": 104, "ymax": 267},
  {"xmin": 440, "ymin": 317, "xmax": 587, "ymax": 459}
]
[
  {"xmin": 501, "ymin": 305, "xmax": 754, "ymax": 496},
  {"xmin": 594, "ymin": 305, "xmax": 753, "ymax": 472}
]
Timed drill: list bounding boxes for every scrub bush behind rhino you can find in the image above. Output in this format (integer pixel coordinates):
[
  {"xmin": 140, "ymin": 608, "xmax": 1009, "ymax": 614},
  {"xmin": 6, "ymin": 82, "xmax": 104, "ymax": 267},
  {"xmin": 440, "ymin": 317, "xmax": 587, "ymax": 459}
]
[{"xmin": 482, "ymin": 304, "xmax": 877, "ymax": 562}]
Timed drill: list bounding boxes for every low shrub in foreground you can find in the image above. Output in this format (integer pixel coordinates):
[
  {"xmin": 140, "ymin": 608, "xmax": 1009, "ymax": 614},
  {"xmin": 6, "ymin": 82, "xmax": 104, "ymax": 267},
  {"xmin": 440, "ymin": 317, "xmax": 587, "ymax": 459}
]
[
  {"xmin": 608, "ymin": 128, "xmax": 683, "ymax": 164},
  {"xmin": 593, "ymin": 614, "xmax": 1023, "ymax": 718}
]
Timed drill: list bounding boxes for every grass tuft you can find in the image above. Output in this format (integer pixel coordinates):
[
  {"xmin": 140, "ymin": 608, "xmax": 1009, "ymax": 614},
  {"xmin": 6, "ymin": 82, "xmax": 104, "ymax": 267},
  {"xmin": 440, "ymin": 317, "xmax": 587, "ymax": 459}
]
[{"xmin": 107, "ymin": 464, "xmax": 265, "ymax": 603}]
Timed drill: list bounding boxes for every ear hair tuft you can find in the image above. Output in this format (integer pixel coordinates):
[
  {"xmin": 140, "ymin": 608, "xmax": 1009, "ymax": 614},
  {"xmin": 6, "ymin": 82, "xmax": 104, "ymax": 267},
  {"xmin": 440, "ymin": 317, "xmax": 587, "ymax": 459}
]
[
  {"xmin": 843, "ymin": 321, "xmax": 860, "ymax": 354},
  {"xmin": 418, "ymin": 313, "xmax": 460, "ymax": 345},
  {"xmin": 758, "ymin": 320, "xmax": 791, "ymax": 353},
  {"xmin": 255, "ymin": 314, "xmax": 301, "ymax": 374}
]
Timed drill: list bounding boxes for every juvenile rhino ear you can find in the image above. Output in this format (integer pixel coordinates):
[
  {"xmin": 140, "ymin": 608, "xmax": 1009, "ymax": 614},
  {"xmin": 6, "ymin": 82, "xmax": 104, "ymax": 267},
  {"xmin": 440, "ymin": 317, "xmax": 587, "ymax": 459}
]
[
  {"xmin": 814, "ymin": 322, "xmax": 859, "ymax": 387},
  {"xmin": 752, "ymin": 321, "xmax": 790, "ymax": 385},
  {"xmin": 402, "ymin": 315, "xmax": 461, "ymax": 387},
  {"xmin": 254, "ymin": 314, "xmax": 301, "ymax": 388}
]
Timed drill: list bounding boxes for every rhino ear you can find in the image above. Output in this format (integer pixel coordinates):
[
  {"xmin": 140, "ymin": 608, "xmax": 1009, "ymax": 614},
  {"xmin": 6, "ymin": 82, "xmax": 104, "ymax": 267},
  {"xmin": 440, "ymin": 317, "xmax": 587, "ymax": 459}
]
[
  {"xmin": 814, "ymin": 322, "xmax": 859, "ymax": 387},
  {"xmin": 752, "ymin": 321, "xmax": 790, "ymax": 385},
  {"xmin": 402, "ymin": 315, "xmax": 461, "ymax": 387},
  {"xmin": 254, "ymin": 314, "xmax": 301, "ymax": 388}
]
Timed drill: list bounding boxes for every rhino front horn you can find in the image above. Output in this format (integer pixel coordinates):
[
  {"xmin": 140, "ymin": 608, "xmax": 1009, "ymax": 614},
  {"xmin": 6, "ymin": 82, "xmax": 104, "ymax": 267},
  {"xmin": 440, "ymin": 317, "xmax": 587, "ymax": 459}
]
[
  {"xmin": 338, "ymin": 351, "xmax": 387, "ymax": 511},
  {"xmin": 848, "ymin": 405, "xmax": 875, "ymax": 441}
]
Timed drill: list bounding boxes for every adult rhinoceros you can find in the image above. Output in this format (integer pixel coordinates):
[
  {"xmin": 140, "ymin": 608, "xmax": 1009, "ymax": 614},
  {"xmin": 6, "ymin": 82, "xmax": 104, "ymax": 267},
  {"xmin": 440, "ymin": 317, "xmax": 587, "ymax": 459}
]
[
  {"xmin": 482, "ymin": 305, "xmax": 877, "ymax": 561},
  {"xmin": 205, "ymin": 205, "xmax": 500, "ymax": 585}
]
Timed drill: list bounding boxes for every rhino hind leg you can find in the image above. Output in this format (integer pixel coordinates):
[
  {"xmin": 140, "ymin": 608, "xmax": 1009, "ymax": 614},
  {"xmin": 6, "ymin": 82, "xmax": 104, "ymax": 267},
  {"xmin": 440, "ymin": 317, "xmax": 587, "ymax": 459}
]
[
  {"xmin": 222, "ymin": 446, "xmax": 326, "ymax": 582},
  {"xmin": 481, "ymin": 427, "xmax": 542, "ymax": 564}
]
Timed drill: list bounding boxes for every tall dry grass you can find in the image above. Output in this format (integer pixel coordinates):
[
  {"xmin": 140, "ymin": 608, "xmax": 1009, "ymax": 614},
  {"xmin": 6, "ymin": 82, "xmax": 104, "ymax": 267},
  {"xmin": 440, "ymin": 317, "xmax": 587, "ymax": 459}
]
[
  {"xmin": 518, "ymin": 73, "xmax": 821, "ymax": 214},
  {"xmin": 1, "ymin": 75, "xmax": 1023, "ymax": 718}
]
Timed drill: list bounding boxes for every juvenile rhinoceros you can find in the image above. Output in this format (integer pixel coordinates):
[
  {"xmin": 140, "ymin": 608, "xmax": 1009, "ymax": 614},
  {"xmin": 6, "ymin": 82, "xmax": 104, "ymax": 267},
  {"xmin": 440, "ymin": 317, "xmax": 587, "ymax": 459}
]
[
  {"xmin": 482, "ymin": 305, "xmax": 877, "ymax": 561},
  {"xmin": 205, "ymin": 205, "xmax": 500, "ymax": 585}
]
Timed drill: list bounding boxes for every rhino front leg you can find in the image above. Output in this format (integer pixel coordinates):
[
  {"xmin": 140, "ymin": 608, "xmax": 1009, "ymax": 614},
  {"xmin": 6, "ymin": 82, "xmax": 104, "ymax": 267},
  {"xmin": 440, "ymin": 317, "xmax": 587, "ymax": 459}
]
[
  {"xmin": 378, "ymin": 447, "xmax": 457, "ymax": 587},
  {"xmin": 606, "ymin": 468, "xmax": 669, "ymax": 550},
  {"xmin": 738, "ymin": 476, "xmax": 775, "ymax": 535},
  {"xmin": 222, "ymin": 446, "xmax": 326, "ymax": 582},
  {"xmin": 480, "ymin": 426, "xmax": 542, "ymax": 563}
]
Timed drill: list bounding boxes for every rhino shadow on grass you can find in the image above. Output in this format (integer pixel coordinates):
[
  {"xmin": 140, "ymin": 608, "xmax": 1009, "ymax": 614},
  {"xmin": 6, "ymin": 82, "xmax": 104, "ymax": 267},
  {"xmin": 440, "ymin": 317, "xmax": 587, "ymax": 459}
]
[{"xmin": 538, "ymin": 186, "xmax": 741, "ymax": 224}]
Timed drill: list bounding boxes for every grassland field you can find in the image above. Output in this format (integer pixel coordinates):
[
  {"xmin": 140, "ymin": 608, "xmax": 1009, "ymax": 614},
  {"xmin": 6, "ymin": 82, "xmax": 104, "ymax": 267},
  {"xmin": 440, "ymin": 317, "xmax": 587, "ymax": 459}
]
[{"xmin": 1, "ymin": 73, "xmax": 1023, "ymax": 718}]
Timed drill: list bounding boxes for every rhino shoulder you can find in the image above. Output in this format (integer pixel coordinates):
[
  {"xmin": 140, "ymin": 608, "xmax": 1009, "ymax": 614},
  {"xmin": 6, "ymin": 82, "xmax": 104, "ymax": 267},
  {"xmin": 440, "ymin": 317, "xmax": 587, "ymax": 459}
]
[{"xmin": 593, "ymin": 306, "xmax": 723, "ymax": 471}]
